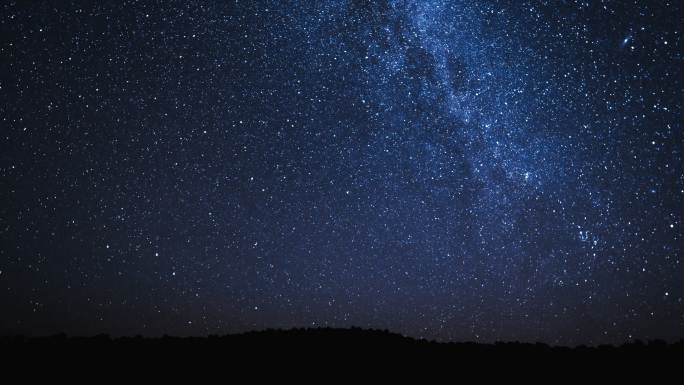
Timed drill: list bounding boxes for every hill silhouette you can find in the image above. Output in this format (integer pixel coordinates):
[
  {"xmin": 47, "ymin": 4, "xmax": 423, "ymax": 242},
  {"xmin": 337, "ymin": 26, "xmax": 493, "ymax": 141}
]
[
  {"xmin": 4, "ymin": 328, "xmax": 682, "ymax": 379},
  {"xmin": 4, "ymin": 327, "xmax": 683, "ymax": 378},
  {"xmin": 4, "ymin": 327, "xmax": 682, "ymax": 358}
]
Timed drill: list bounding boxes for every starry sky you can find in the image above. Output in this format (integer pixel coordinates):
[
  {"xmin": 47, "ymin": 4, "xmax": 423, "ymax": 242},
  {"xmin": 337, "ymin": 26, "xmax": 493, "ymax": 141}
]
[{"xmin": 1, "ymin": 0, "xmax": 682, "ymax": 346}]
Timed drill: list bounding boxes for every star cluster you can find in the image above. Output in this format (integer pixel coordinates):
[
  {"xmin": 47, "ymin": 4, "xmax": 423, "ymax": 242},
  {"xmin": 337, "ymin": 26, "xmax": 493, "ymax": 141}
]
[{"xmin": 0, "ymin": 1, "xmax": 682, "ymax": 345}]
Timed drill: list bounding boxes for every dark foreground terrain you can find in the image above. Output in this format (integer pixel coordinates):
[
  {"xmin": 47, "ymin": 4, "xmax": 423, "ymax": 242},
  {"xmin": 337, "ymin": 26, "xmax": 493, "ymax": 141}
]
[
  {"xmin": 3, "ymin": 329, "xmax": 683, "ymax": 380},
  {"xmin": 4, "ymin": 328, "xmax": 682, "ymax": 364}
]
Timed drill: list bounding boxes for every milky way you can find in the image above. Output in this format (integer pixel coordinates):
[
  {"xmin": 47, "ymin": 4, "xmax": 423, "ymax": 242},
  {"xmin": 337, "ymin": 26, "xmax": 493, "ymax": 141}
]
[{"xmin": 1, "ymin": 1, "xmax": 682, "ymax": 345}]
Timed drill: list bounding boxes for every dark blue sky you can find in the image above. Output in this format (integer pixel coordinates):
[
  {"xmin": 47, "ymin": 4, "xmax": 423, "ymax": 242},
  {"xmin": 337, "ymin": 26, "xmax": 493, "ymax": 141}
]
[{"xmin": 1, "ymin": 0, "xmax": 682, "ymax": 346}]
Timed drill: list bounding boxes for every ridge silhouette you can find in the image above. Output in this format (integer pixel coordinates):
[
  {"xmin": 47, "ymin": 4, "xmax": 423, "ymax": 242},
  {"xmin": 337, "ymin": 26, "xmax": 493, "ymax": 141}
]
[
  {"xmin": 5, "ymin": 328, "xmax": 682, "ymax": 380},
  {"xmin": 4, "ymin": 327, "xmax": 682, "ymax": 355},
  {"xmin": 4, "ymin": 327, "xmax": 682, "ymax": 377}
]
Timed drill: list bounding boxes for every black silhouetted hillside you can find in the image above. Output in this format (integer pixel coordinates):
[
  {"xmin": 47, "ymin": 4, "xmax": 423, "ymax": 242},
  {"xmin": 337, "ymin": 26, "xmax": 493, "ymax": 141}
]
[
  {"xmin": 4, "ymin": 327, "xmax": 683, "ymax": 360},
  {"xmin": 4, "ymin": 328, "xmax": 682, "ymax": 379},
  {"xmin": 4, "ymin": 328, "xmax": 684, "ymax": 379}
]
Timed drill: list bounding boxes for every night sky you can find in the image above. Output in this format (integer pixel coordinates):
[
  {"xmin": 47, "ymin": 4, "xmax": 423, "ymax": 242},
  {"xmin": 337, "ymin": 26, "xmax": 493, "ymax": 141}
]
[{"xmin": 1, "ymin": 1, "xmax": 682, "ymax": 346}]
